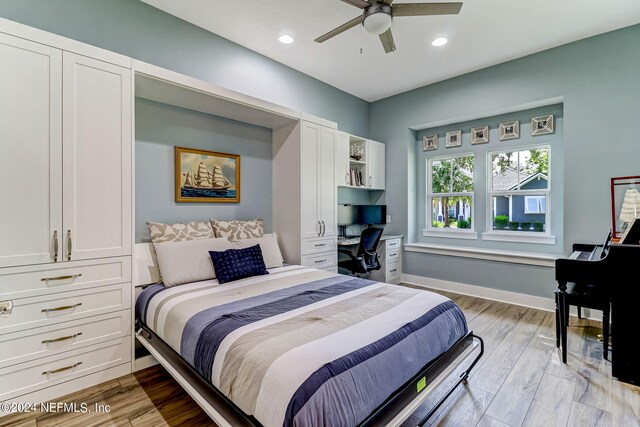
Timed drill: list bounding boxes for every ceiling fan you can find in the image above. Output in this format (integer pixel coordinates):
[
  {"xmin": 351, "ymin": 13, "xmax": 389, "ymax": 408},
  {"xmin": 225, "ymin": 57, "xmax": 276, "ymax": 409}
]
[{"xmin": 315, "ymin": 0, "xmax": 463, "ymax": 53}]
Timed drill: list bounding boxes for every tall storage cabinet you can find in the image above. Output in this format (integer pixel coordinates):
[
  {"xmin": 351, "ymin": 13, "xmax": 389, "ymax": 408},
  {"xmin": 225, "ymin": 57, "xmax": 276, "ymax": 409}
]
[
  {"xmin": 367, "ymin": 140, "xmax": 385, "ymax": 190},
  {"xmin": 274, "ymin": 121, "xmax": 338, "ymax": 271},
  {"xmin": 0, "ymin": 29, "xmax": 132, "ymax": 410},
  {"xmin": 63, "ymin": 53, "xmax": 132, "ymax": 261},
  {"xmin": 0, "ymin": 33, "xmax": 62, "ymax": 269}
]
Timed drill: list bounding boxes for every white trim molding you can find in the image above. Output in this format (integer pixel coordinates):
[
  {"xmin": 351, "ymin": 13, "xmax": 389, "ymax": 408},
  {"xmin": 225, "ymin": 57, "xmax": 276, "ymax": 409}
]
[
  {"xmin": 402, "ymin": 273, "xmax": 555, "ymax": 311},
  {"xmin": 481, "ymin": 231, "xmax": 556, "ymax": 245},
  {"xmin": 401, "ymin": 273, "xmax": 603, "ymax": 321},
  {"xmin": 422, "ymin": 229, "xmax": 478, "ymax": 240},
  {"xmin": 404, "ymin": 243, "xmax": 558, "ymax": 267}
]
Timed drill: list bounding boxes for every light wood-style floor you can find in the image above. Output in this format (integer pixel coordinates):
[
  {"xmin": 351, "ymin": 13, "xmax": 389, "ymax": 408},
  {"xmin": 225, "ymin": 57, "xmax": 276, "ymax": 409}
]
[{"xmin": 2, "ymin": 289, "xmax": 639, "ymax": 427}]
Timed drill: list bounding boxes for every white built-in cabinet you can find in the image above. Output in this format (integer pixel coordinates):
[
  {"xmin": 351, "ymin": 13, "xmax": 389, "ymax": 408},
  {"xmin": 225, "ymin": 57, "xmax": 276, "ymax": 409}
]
[
  {"xmin": 367, "ymin": 139, "xmax": 386, "ymax": 190},
  {"xmin": 274, "ymin": 121, "xmax": 338, "ymax": 270},
  {"xmin": 0, "ymin": 28, "xmax": 132, "ymax": 410},
  {"xmin": 337, "ymin": 135, "xmax": 386, "ymax": 190},
  {"xmin": 0, "ymin": 33, "xmax": 62, "ymax": 268},
  {"xmin": 0, "ymin": 38, "xmax": 131, "ymax": 268},
  {"xmin": 62, "ymin": 53, "xmax": 132, "ymax": 261},
  {"xmin": 301, "ymin": 122, "xmax": 337, "ymax": 240}
]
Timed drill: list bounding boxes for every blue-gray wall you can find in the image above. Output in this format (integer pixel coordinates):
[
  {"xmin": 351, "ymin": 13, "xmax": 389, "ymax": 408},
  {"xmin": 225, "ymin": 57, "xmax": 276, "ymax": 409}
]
[
  {"xmin": 135, "ymin": 99, "xmax": 272, "ymax": 242},
  {"xmin": 370, "ymin": 24, "xmax": 640, "ymax": 298},
  {"xmin": 0, "ymin": 0, "xmax": 369, "ymax": 137}
]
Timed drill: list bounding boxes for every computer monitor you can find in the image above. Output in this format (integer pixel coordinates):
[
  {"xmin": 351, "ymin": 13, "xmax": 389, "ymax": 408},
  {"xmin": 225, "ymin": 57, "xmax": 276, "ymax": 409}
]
[{"xmin": 357, "ymin": 205, "xmax": 387, "ymax": 226}]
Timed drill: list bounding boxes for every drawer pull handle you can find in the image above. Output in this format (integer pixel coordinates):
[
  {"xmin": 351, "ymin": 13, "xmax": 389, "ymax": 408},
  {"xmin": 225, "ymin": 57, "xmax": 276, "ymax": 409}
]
[
  {"xmin": 389, "ymin": 253, "xmax": 397, "ymax": 257},
  {"xmin": 41, "ymin": 274, "xmax": 82, "ymax": 282},
  {"xmin": 42, "ymin": 332, "xmax": 83, "ymax": 344},
  {"xmin": 0, "ymin": 300, "xmax": 13, "ymax": 315},
  {"xmin": 42, "ymin": 362, "xmax": 82, "ymax": 375},
  {"xmin": 315, "ymin": 259, "xmax": 327, "ymax": 263},
  {"xmin": 390, "ymin": 268, "xmax": 398, "ymax": 273},
  {"xmin": 314, "ymin": 243, "xmax": 327, "ymax": 247},
  {"xmin": 41, "ymin": 303, "xmax": 82, "ymax": 313}
]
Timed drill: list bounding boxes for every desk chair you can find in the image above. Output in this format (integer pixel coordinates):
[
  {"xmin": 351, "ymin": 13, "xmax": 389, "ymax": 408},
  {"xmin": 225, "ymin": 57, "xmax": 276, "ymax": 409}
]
[{"xmin": 338, "ymin": 227, "xmax": 383, "ymax": 277}]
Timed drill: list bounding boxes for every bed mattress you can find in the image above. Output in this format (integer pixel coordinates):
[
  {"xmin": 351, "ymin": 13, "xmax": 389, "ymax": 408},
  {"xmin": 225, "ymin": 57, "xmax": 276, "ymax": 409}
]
[{"xmin": 136, "ymin": 265, "xmax": 468, "ymax": 427}]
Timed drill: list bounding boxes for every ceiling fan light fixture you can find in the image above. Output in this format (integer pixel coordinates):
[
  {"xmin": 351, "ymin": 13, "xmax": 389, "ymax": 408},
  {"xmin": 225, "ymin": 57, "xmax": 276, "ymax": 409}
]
[
  {"xmin": 362, "ymin": 4, "xmax": 392, "ymax": 35},
  {"xmin": 432, "ymin": 37, "xmax": 448, "ymax": 47},
  {"xmin": 278, "ymin": 34, "xmax": 294, "ymax": 44}
]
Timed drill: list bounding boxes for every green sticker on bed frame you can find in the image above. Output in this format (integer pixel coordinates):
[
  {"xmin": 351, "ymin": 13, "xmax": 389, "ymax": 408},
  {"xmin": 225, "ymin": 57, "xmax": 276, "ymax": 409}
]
[{"xmin": 416, "ymin": 376, "xmax": 427, "ymax": 393}]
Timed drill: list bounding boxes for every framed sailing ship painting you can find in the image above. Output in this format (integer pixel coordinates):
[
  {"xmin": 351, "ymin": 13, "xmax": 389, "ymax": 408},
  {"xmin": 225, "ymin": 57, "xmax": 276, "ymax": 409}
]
[{"xmin": 175, "ymin": 146, "xmax": 240, "ymax": 203}]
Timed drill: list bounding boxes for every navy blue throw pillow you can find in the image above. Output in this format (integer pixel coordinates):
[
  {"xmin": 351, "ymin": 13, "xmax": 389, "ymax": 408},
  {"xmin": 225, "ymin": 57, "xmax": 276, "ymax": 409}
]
[{"xmin": 209, "ymin": 244, "xmax": 268, "ymax": 284}]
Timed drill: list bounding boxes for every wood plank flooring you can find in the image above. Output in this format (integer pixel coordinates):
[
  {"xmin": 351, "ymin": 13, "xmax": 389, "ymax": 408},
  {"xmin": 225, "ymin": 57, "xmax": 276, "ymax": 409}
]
[{"xmin": 1, "ymin": 289, "xmax": 638, "ymax": 427}]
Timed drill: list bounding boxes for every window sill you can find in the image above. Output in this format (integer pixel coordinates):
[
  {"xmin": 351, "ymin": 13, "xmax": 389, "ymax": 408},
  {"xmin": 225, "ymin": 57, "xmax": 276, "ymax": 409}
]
[
  {"xmin": 404, "ymin": 243, "xmax": 558, "ymax": 267},
  {"xmin": 422, "ymin": 229, "xmax": 478, "ymax": 240},
  {"xmin": 481, "ymin": 231, "xmax": 556, "ymax": 245}
]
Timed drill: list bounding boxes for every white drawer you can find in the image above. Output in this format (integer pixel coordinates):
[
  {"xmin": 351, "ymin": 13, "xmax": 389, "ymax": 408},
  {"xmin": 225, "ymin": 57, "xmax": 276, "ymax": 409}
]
[
  {"xmin": 319, "ymin": 265, "xmax": 337, "ymax": 273},
  {"xmin": 301, "ymin": 252, "xmax": 337, "ymax": 269},
  {"xmin": 302, "ymin": 237, "xmax": 336, "ymax": 255},
  {"xmin": 386, "ymin": 239, "xmax": 401, "ymax": 251},
  {"xmin": 0, "ymin": 283, "xmax": 131, "ymax": 336},
  {"xmin": 0, "ymin": 257, "xmax": 131, "ymax": 300},
  {"xmin": 387, "ymin": 259, "xmax": 400, "ymax": 279},
  {"xmin": 0, "ymin": 337, "xmax": 131, "ymax": 402},
  {"xmin": 386, "ymin": 246, "xmax": 400, "ymax": 261},
  {"xmin": 0, "ymin": 310, "xmax": 131, "ymax": 369}
]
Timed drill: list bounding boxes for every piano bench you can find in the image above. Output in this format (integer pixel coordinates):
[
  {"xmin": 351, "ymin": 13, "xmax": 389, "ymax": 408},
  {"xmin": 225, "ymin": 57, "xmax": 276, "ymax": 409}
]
[{"xmin": 555, "ymin": 283, "xmax": 611, "ymax": 363}]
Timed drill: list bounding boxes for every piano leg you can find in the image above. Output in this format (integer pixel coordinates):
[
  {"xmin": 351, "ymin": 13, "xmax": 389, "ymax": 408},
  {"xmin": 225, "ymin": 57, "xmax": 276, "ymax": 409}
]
[
  {"xmin": 603, "ymin": 304, "xmax": 610, "ymax": 361},
  {"xmin": 557, "ymin": 282, "xmax": 568, "ymax": 364},
  {"xmin": 555, "ymin": 294, "xmax": 560, "ymax": 348},
  {"xmin": 577, "ymin": 306, "xmax": 582, "ymax": 320}
]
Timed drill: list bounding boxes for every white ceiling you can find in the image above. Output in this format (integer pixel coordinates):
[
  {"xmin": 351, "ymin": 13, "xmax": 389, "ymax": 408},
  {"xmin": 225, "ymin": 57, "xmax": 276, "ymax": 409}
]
[{"xmin": 141, "ymin": 0, "xmax": 640, "ymax": 102}]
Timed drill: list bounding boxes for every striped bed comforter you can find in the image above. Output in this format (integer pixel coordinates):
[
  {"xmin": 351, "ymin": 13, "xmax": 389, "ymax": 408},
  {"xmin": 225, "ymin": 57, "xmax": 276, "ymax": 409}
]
[{"xmin": 136, "ymin": 265, "xmax": 468, "ymax": 427}]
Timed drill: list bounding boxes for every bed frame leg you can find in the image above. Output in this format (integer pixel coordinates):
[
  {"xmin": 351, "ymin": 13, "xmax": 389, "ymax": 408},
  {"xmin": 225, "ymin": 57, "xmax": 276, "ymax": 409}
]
[{"xmin": 417, "ymin": 334, "xmax": 484, "ymax": 427}]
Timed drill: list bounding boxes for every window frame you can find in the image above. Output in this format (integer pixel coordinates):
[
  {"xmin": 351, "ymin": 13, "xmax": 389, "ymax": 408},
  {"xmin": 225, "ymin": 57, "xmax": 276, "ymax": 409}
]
[
  {"xmin": 485, "ymin": 144, "xmax": 553, "ymax": 242},
  {"xmin": 424, "ymin": 152, "xmax": 477, "ymax": 238},
  {"xmin": 524, "ymin": 195, "xmax": 546, "ymax": 214}
]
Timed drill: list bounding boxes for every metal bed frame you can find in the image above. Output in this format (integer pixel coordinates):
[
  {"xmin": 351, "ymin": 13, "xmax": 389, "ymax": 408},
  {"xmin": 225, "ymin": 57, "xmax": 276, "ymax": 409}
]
[{"xmin": 136, "ymin": 323, "xmax": 484, "ymax": 427}]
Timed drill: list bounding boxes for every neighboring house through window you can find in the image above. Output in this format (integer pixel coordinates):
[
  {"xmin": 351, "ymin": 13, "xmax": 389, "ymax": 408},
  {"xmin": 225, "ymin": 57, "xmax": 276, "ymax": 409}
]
[{"xmin": 489, "ymin": 146, "xmax": 550, "ymax": 233}]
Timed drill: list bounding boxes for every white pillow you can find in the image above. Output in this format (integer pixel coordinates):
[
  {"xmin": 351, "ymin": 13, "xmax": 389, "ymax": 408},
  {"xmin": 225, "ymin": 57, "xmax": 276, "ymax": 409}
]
[
  {"xmin": 154, "ymin": 238, "xmax": 233, "ymax": 287},
  {"xmin": 231, "ymin": 233, "xmax": 284, "ymax": 269}
]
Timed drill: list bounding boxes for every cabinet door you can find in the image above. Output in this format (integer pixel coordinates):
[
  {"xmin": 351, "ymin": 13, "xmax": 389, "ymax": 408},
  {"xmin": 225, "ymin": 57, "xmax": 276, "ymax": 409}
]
[
  {"xmin": 319, "ymin": 128, "xmax": 336, "ymax": 237},
  {"xmin": 334, "ymin": 131, "xmax": 350, "ymax": 187},
  {"xmin": 0, "ymin": 34, "xmax": 62, "ymax": 268},
  {"xmin": 301, "ymin": 122, "xmax": 321, "ymax": 239},
  {"xmin": 367, "ymin": 140, "xmax": 385, "ymax": 190},
  {"xmin": 62, "ymin": 53, "xmax": 132, "ymax": 261}
]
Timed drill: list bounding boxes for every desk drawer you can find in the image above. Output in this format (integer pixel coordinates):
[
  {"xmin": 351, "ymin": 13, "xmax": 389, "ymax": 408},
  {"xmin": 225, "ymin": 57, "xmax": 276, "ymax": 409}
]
[
  {"xmin": 386, "ymin": 246, "xmax": 400, "ymax": 262},
  {"xmin": 0, "ymin": 310, "xmax": 131, "ymax": 369},
  {"xmin": 0, "ymin": 257, "xmax": 131, "ymax": 300},
  {"xmin": 0, "ymin": 337, "xmax": 130, "ymax": 402},
  {"xmin": 386, "ymin": 239, "xmax": 401, "ymax": 251},
  {"xmin": 387, "ymin": 260, "xmax": 400, "ymax": 281},
  {"xmin": 301, "ymin": 252, "xmax": 337, "ymax": 270},
  {"xmin": 302, "ymin": 237, "xmax": 336, "ymax": 255},
  {"xmin": 0, "ymin": 283, "xmax": 131, "ymax": 336}
]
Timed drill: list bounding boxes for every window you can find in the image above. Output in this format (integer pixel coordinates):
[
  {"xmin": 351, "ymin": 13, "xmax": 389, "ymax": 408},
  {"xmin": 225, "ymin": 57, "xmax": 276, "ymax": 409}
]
[
  {"xmin": 488, "ymin": 146, "xmax": 550, "ymax": 233},
  {"xmin": 427, "ymin": 154, "xmax": 474, "ymax": 232},
  {"xmin": 524, "ymin": 196, "xmax": 546, "ymax": 214}
]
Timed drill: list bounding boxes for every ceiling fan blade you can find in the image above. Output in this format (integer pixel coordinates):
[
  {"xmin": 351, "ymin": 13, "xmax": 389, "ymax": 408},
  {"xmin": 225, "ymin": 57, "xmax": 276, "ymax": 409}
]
[
  {"xmin": 392, "ymin": 2, "xmax": 462, "ymax": 17},
  {"xmin": 380, "ymin": 0, "xmax": 395, "ymax": 4},
  {"xmin": 379, "ymin": 27, "xmax": 396, "ymax": 53},
  {"xmin": 339, "ymin": 0, "xmax": 371, "ymax": 8},
  {"xmin": 315, "ymin": 16, "xmax": 363, "ymax": 43}
]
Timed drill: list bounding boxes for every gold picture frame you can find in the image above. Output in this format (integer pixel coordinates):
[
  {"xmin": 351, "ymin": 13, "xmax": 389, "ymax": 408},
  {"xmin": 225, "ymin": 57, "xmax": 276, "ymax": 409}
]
[{"xmin": 175, "ymin": 146, "xmax": 240, "ymax": 203}]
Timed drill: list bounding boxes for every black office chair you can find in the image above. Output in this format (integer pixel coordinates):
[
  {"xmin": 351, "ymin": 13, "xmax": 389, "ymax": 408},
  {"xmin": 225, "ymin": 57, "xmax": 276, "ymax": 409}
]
[{"xmin": 338, "ymin": 227, "xmax": 383, "ymax": 276}]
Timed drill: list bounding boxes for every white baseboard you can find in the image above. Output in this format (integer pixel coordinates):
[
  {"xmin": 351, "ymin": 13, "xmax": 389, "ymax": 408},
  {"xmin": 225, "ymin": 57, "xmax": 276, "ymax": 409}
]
[{"xmin": 401, "ymin": 273, "xmax": 603, "ymax": 321}]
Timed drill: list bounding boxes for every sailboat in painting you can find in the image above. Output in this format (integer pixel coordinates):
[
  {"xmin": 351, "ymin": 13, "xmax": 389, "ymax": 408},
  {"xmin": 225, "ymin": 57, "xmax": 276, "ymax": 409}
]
[{"xmin": 184, "ymin": 162, "xmax": 231, "ymax": 191}]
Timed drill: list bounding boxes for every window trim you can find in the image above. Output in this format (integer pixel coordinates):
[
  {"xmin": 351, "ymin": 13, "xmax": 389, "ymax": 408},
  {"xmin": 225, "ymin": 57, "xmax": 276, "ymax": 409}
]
[
  {"xmin": 484, "ymin": 144, "xmax": 553, "ymax": 243},
  {"xmin": 425, "ymin": 152, "xmax": 475, "ymax": 234}
]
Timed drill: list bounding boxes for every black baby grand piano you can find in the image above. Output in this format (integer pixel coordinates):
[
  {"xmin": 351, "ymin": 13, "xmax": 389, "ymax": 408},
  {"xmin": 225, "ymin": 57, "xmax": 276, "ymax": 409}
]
[{"xmin": 555, "ymin": 219, "xmax": 640, "ymax": 385}]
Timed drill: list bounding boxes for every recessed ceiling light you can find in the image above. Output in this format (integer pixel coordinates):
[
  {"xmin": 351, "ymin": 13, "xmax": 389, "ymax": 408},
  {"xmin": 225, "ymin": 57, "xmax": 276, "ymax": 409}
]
[
  {"xmin": 432, "ymin": 37, "xmax": 448, "ymax": 47},
  {"xmin": 278, "ymin": 34, "xmax": 294, "ymax": 45}
]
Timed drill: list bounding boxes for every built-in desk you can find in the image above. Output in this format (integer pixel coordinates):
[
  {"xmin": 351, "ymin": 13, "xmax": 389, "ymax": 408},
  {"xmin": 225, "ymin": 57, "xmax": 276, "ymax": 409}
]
[{"xmin": 337, "ymin": 235, "xmax": 403, "ymax": 284}]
